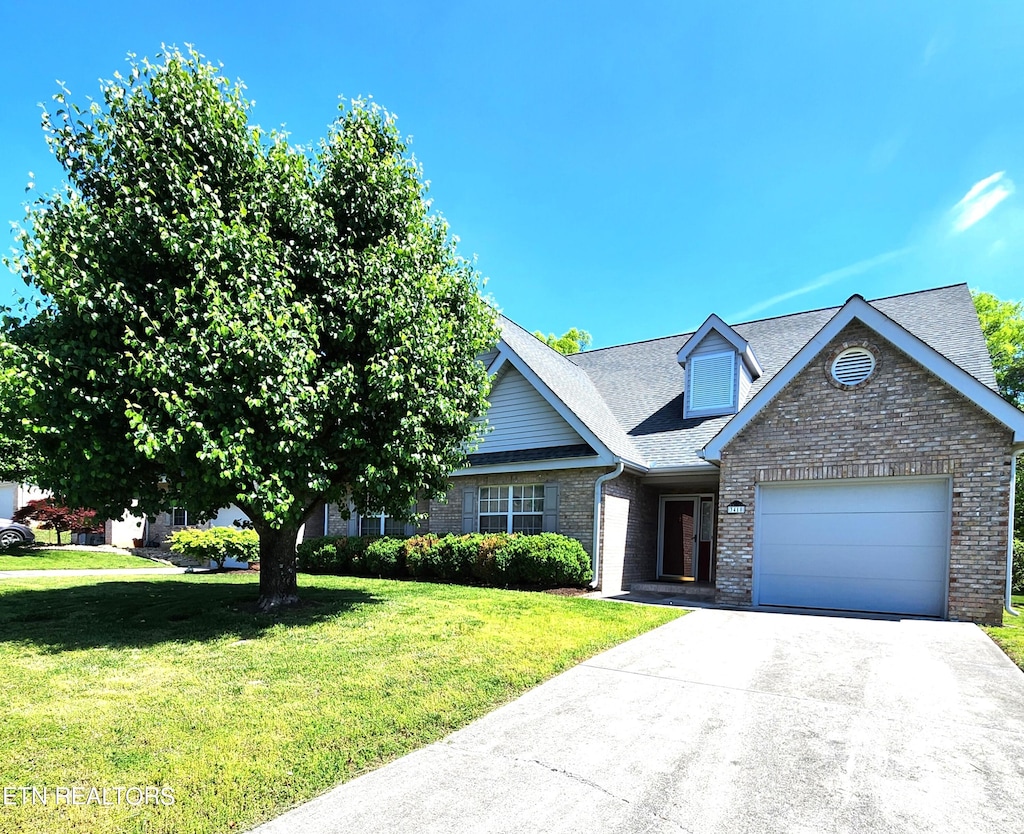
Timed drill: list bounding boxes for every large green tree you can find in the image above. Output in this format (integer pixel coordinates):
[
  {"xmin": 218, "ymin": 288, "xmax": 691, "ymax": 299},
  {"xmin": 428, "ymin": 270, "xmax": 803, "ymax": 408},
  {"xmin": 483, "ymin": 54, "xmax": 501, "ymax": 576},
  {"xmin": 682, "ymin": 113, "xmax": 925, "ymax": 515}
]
[
  {"xmin": 973, "ymin": 290, "xmax": 1024, "ymax": 408},
  {"xmin": 4, "ymin": 48, "xmax": 497, "ymax": 609},
  {"xmin": 972, "ymin": 290, "xmax": 1024, "ymax": 537}
]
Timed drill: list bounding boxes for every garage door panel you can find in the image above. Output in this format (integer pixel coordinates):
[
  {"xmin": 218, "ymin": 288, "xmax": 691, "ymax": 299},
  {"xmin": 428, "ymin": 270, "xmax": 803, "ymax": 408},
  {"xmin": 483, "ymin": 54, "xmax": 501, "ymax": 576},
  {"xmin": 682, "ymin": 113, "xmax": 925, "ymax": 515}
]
[
  {"xmin": 759, "ymin": 479, "xmax": 949, "ymax": 515},
  {"xmin": 0, "ymin": 484, "xmax": 14, "ymax": 519},
  {"xmin": 757, "ymin": 573, "xmax": 947, "ymax": 617},
  {"xmin": 759, "ymin": 542, "xmax": 947, "ymax": 582},
  {"xmin": 755, "ymin": 478, "xmax": 949, "ymax": 617},
  {"xmin": 758, "ymin": 511, "xmax": 948, "ymax": 548}
]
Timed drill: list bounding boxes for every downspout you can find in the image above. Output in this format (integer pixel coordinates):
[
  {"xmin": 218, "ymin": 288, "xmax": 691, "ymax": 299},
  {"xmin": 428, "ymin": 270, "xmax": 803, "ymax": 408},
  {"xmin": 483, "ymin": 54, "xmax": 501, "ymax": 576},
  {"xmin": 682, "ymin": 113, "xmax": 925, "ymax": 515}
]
[
  {"xmin": 1007, "ymin": 449, "xmax": 1021, "ymax": 617},
  {"xmin": 591, "ymin": 460, "xmax": 625, "ymax": 590}
]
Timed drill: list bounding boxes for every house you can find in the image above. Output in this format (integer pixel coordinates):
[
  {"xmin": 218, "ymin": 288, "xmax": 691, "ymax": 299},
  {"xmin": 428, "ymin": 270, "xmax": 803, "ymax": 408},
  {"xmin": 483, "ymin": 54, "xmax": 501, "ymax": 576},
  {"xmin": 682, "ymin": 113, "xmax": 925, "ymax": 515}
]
[
  {"xmin": 324, "ymin": 283, "xmax": 1023, "ymax": 625},
  {"xmin": 0, "ymin": 482, "xmax": 48, "ymax": 519}
]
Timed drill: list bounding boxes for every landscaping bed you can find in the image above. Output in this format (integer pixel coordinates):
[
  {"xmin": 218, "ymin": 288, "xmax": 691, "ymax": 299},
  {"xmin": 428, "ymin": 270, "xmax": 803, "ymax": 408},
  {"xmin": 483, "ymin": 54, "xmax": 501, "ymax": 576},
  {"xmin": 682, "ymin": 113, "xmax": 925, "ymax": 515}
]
[
  {"xmin": 983, "ymin": 593, "xmax": 1024, "ymax": 671},
  {"xmin": 0, "ymin": 572, "xmax": 680, "ymax": 834}
]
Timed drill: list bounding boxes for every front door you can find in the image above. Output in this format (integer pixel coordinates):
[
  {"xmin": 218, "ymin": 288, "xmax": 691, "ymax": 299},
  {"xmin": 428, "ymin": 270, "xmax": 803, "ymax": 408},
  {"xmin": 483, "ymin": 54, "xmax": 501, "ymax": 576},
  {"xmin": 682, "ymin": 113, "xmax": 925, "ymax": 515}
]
[{"xmin": 660, "ymin": 496, "xmax": 714, "ymax": 582}]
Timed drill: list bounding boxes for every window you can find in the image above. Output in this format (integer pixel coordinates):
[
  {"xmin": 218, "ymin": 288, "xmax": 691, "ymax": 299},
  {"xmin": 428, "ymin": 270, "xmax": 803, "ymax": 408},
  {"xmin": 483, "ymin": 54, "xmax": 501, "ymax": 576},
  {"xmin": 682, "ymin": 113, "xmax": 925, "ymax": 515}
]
[
  {"xmin": 358, "ymin": 513, "xmax": 407, "ymax": 538},
  {"xmin": 687, "ymin": 351, "xmax": 736, "ymax": 414},
  {"xmin": 478, "ymin": 485, "xmax": 544, "ymax": 534},
  {"xmin": 171, "ymin": 508, "xmax": 189, "ymax": 527}
]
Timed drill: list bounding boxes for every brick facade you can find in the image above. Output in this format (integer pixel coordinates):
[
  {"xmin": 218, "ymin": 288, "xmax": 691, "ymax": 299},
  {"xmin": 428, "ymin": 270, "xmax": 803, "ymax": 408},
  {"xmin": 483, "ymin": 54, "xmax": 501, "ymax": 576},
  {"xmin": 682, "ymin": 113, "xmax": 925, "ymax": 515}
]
[
  {"xmin": 429, "ymin": 466, "xmax": 613, "ymax": 558},
  {"xmin": 715, "ymin": 321, "xmax": 1013, "ymax": 624}
]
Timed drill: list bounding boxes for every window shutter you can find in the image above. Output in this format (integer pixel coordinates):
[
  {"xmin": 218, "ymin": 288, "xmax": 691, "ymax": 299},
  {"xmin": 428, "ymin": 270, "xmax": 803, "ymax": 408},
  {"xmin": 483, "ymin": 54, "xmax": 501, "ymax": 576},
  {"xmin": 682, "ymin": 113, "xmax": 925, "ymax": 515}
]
[
  {"xmin": 462, "ymin": 488, "xmax": 478, "ymax": 534},
  {"xmin": 542, "ymin": 484, "xmax": 559, "ymax": 532},
  {"xmin": 404, "ymin": 520, "xmax": 417, "ymax": 537},
  {"xmin": 346, "ymin": 510, "xmax": 359, "ymax": 538}
]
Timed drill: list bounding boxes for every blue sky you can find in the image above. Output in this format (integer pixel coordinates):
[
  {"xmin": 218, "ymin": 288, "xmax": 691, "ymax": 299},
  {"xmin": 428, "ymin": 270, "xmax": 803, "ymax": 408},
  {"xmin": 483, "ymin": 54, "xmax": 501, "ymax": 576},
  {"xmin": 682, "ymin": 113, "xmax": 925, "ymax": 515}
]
[{"xmin": 2, "ymin": 1, "xmax": 1022, "ymax": 348}]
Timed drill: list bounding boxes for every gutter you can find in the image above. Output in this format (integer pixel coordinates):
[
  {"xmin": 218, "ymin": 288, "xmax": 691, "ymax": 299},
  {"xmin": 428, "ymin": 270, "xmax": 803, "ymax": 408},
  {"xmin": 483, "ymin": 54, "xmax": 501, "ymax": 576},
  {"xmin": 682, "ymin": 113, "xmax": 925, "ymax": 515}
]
[
  {"xmin": 590, "ymin": 460, "xmax": 625, "ymax": 590},
  {"xmin": 1008, "ymin": 448, "xmax": 1022, "ymax": 617}
]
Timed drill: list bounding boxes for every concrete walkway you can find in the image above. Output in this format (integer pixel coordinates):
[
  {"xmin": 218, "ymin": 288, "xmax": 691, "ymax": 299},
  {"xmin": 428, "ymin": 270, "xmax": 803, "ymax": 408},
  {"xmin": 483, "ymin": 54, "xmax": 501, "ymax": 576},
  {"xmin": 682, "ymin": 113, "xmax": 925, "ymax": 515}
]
[{"xmin": 251, "ymin": 608, "xmax": 1024, "ymax": 834}]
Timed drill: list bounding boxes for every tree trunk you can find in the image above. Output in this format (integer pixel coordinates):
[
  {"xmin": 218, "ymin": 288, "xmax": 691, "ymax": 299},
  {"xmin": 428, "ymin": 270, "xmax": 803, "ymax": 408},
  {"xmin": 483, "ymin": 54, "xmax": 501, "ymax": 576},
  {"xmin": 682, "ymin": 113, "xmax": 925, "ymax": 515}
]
[{"xmin": 256, "ymin": 525, "xmax": 300, "ymax": 612}]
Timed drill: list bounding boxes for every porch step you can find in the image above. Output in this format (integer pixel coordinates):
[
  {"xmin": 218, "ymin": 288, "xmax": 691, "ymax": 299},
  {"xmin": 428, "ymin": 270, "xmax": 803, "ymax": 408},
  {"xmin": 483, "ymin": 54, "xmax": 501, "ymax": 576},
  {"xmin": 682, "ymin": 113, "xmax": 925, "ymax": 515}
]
[{"xmin": 628, "ymin": 581, "xmax": 716, "ymax": 599}]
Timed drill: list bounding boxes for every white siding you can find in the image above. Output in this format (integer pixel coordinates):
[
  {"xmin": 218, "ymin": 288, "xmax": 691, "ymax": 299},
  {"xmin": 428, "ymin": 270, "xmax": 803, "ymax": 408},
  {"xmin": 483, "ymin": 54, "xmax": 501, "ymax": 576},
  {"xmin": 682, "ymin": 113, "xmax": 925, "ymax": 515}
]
[
  {"xmin": 738, "ymin": 362, "xmax": 752, "ymax": 407},
  {"xmin": 689, "ymin": 330, "xmax": 731, "ymax": 355},
  {"xmin": 479, "ymin": 366, "xmax": 584, "ymax": 452},
  {"xmin": 477, "ymin": 348, "xmax": 500, "ymax": 370}
]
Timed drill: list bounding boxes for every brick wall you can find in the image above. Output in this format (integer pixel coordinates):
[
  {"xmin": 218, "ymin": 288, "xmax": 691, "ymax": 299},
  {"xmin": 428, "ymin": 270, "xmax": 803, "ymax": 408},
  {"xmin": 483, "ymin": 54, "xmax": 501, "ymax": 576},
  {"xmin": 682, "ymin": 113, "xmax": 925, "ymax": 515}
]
[
  {"xmin": 716, "ymin": 321, "xmax": 1013, "ymax": 624},
  {"xmin": 429, "ymin": 466, "xmax": 613, "ymax": 558}
]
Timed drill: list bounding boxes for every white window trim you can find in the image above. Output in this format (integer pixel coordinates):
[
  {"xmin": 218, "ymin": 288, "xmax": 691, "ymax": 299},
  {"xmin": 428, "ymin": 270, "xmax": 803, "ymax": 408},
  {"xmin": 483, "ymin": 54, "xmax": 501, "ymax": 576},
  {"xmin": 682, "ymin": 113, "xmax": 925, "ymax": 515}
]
[
  {"xmin": 685, "ymin": 350, "xmax": 738, "ymax": 418},
  {"xmin": 170, "ymin": 508, "xmax": 189, "ymax": 527},
  {"xmin": 358, "ymin": 511, "xmax": 406, "ymax": 538},
  {"xmin": 478, "ymin": 485, "xmax": 544, "ymax": 534}
]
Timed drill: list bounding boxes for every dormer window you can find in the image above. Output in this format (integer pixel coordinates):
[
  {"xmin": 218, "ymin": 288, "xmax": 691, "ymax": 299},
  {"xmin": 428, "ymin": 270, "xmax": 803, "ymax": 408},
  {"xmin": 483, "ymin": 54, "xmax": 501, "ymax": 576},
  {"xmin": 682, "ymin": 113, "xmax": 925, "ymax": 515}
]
[
  {"xmin": 688, "ymin": 351, "xmax": 736, "ymax": 413},
  {"xmin": 677, "ymin": 314, "xmax": 762, "ymax": 420}
]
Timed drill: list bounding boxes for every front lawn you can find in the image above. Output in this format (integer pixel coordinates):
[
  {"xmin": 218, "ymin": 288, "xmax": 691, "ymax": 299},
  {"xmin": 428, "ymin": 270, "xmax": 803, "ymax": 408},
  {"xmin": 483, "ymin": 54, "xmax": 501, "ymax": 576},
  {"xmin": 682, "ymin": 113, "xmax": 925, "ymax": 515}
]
[
  {"xmin": 0, "ymin": 548, "xmax": 164, "ymax": 571},
  {"xmin": 983, "ymin": 594, "xmax": 1024, "ymax": 670},
  {"xmin": 0, "ymin": 573, "xmax": 679, "ymax": 834}
]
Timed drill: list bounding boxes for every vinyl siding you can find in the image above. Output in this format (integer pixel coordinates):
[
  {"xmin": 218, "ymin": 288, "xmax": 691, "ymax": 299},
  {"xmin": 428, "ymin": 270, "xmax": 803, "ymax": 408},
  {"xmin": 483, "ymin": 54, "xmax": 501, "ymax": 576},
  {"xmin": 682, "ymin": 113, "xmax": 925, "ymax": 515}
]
[{"xmin": 478, "ymin": 366, "xmax": 585, "ymax": 452}]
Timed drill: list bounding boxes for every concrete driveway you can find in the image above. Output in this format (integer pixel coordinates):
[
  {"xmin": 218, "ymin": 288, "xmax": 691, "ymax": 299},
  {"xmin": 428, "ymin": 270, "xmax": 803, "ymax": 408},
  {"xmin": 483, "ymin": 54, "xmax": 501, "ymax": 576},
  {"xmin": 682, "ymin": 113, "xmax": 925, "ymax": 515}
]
[{"xmin": 251, "ymin": 608, "xmax": 1024, "ymax": 834}]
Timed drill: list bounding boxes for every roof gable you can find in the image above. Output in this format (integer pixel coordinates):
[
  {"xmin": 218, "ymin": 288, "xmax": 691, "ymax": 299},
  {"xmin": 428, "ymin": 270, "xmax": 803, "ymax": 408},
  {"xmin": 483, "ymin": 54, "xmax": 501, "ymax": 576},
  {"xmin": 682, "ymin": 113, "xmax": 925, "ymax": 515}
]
[
  {"xmin": 702, "ymin": 294, "xmax": 1024, "ymax": 459},
  {"xmin": 676, "ymin": 313, "xmax": 763, "ymax": 379},
  {"xmin": 478, "ymin": 365, "xmax": 585, "ymax": 453}
]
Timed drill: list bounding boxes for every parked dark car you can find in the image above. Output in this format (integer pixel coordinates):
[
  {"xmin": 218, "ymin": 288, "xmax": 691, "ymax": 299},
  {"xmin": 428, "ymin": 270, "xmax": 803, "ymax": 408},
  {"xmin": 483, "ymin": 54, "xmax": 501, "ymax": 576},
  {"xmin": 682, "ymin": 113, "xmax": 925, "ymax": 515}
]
[{"xmin": 0, "ymin": 519, "xmax": 35, "ymax": 548}]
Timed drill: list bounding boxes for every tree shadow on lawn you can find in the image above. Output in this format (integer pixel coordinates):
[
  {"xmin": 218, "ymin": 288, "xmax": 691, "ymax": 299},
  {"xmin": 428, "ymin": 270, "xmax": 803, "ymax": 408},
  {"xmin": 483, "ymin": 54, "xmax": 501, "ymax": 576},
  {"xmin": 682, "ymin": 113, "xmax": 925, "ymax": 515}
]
[{"xmin": 0, "ymin": 580, "xmax": 380, "ymax": 652}]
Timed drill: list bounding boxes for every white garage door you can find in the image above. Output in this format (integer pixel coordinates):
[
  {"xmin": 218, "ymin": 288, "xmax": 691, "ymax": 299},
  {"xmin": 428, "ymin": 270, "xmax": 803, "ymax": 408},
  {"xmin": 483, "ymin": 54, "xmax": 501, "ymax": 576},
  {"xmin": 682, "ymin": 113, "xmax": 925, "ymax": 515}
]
[
  {"xmin": 0, "ymin": 484, "xmax": 15, "ymax": 519},
  {"xmin": 755, "ymin": 478, "xmax": 950, "ymax": 617}
]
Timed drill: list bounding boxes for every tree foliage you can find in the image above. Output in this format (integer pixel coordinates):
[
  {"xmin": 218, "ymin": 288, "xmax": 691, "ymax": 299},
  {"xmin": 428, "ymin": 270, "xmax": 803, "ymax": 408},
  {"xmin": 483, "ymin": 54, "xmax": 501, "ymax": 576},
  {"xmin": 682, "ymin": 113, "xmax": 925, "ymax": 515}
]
[
  {"xmin": 533, "ymin": 327, "xmax": 592, "ymax": 355},
  {"xmin": 972, "ymin": 290, "xmax": 1024, "ymax": 408},
  {"xmin": 3, "ymin": 47, "xmax": 497, "ymax": 609},
  {"xmin": 11, "ymin": 498, "xmax": 102, "ymax": 545},
  {"xmin": 972, "ymin": 289, "xmax": 1024, "ymax": 538}
]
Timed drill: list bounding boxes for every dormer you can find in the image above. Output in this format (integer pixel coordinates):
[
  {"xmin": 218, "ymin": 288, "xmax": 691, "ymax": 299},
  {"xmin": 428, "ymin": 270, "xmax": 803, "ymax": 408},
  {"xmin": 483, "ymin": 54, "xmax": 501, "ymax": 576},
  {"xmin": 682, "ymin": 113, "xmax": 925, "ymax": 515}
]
[{"xmin": 676, "ymin": 314, "xmax": 762, "ymax": 419}]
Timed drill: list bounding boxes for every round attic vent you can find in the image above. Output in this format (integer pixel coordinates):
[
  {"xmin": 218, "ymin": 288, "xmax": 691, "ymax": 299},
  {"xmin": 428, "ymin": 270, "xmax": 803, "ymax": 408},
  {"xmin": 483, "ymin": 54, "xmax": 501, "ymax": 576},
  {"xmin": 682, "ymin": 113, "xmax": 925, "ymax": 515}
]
[{"xmin": 831, "ymin": 347, "xmax": 876, "ymax": 386}]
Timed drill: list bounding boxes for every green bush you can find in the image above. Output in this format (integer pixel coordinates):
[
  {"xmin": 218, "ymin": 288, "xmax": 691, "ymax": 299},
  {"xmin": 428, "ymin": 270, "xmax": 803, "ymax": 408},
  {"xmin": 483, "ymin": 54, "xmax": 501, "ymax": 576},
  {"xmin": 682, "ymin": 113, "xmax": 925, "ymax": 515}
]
[
  {"xmin": 494, "ymin": 533, "xmax": 592, "ymax": 586},
  {"xmin": 296, "ymin": 536, "xmax": 369, "ymax": 574},
  {"xmin": 1013, "ymin": 538, "xmax": 1023, "ymax": 595},
  {"xmin": 364, "ymin": 537, "xmax": 406, "ymax": 577},
  {"xmin": 168, "ymin": 526, "xmax": 259, "ymax": 569},
  {"xmin": 295, "ymin": 531, "xmax": 593, "ymax": 589}
]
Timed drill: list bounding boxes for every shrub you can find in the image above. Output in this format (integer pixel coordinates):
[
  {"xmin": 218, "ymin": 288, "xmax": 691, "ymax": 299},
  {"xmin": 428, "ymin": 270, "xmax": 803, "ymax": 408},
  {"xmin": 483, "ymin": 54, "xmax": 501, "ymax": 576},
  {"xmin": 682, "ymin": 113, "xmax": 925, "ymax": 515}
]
[
  {"xmin": 363, "ymin": 537, "xmax": 406, "ymax": 577},
  {"xmin": 295, "ymin": 531, "xmax": 593, "ymax": 589},
  {"xmin": 494, "ymin": 533, "xmax": 592, "ymax": 587},
  {"xmin": 1013, "ymin": 538, "xmax": 1024, "ymax": 595},
  {"xmin": 168, "ymin": 526, "xmax": 259, "ymax": 569},
  {"xmin": 12, "ymin": 498, "xmax": 103, "ymax": 545},
  {"xmin": 296, "ymin": 536, "xmax": 369, "ymax": 574}
]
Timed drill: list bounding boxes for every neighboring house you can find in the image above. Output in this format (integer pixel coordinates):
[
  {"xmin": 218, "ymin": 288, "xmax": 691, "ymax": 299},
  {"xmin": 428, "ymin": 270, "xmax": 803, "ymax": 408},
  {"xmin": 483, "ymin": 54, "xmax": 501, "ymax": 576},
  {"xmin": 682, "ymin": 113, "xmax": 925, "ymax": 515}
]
[
  {"xmin": 322, "ymin": 283, "xmax": 1023, "ymax": 625},
  {"xmin": 0, "ymin": 482, "xmax": 48, "ymax": 519}
]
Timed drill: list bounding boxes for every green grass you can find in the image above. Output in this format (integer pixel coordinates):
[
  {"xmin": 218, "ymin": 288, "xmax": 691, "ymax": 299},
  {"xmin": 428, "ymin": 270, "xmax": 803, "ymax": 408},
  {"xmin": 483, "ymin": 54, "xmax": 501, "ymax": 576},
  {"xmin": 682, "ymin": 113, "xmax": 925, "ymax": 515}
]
[
  {"xmin": 0, "ymin": 573, "xmax": 680, "ymax": 834},
  {"xmin": 0, "ymin": 548, "xmax": 163, "ymax": 571},
  {"xmin": 983, "ymin": 594, "xmax": 1024, "ymax": 670}
]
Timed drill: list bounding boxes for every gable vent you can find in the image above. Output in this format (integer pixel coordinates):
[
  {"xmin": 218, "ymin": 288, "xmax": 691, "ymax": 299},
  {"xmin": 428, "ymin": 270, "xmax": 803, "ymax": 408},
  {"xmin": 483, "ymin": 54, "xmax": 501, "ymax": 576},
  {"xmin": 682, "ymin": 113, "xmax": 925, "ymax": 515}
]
[
  {"xmin": 831, "ymin": 347, "xmax": 876, "ymax": 386},
  {"xmin": 689, "ymin": 352, "xmax": 736, "ymax": 412}
]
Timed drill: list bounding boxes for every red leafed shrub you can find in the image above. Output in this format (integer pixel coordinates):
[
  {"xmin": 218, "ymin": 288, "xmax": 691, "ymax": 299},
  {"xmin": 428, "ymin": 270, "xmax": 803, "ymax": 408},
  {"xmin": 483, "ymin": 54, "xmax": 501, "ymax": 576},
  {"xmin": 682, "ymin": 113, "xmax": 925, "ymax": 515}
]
[{"xmin": 11, "ymin": 498, "xmax": 103, "ymax": 544}]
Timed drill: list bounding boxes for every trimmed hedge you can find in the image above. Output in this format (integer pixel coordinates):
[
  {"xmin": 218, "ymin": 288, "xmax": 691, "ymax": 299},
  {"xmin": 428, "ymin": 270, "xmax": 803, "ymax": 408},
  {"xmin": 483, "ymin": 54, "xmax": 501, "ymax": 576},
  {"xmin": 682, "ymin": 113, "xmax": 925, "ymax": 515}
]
[
  {"xmin": 296, "ymin": 532, "xmax": 592, "ymax": 588},
  {"xmin": 168, "ymin": 526, "xmax": 260, "ymax": 569}
]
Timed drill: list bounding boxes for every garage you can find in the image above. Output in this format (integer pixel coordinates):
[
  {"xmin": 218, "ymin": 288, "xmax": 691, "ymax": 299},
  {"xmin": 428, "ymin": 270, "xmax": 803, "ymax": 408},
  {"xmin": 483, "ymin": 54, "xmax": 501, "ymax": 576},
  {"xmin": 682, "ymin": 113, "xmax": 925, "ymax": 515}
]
[
  {"xmin": 754, "ymin": 478, "xmax": 950, "ymax": 617},
  {"xmin": 0, "ymin": 483, "xmax": 14, "ymax": 519}
]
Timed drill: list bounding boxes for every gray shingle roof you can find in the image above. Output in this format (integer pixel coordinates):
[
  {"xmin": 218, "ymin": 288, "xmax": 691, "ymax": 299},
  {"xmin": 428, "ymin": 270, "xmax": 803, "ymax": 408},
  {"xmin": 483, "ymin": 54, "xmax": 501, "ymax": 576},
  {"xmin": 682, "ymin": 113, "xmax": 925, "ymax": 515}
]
[
  {"xmin": 497, "ymin": 317, "xmax": 647, "ymax": 465},
  {"xmin": 560, "ymin": 283, "xmax": 996, "ymax": 470}
]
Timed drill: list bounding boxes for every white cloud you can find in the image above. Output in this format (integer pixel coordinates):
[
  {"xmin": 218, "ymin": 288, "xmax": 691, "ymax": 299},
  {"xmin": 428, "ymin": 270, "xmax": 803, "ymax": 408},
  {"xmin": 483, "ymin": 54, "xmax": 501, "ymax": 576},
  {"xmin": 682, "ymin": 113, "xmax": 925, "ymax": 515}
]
[
  {"xmin": 951, "ymin": 171, "xmax": 1015, "ymax": 233},
  {"xmin": 730, "ymin": 248, "xmax": 913, "ymax": 321}
]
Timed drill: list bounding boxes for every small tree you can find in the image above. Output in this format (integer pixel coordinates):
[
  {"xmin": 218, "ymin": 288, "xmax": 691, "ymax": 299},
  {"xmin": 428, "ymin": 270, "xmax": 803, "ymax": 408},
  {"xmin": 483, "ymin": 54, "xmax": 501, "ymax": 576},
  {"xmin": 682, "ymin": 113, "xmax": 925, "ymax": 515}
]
[
  {"xmin": 4, "ymin": 47, "xmax": 497, "ymax": 610},
  {"xmin": 12, "ymin": 498, "xmax": 102, "ymax": 545},
  {"xmin": 533, "ymin": 327, "xmax": 592, "ymax": 355}
]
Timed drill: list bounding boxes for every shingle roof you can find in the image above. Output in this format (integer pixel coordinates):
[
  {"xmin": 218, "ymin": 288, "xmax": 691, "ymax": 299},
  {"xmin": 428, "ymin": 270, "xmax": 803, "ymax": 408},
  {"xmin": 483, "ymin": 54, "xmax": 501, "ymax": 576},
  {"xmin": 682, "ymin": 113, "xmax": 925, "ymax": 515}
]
[
  {"xmin": 561, "ymin": 283, "xmax": 996, "ymax": 470},
  {"xmin": 496, "ymin": 316, "xmax": 647, "ymax": 466}
]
